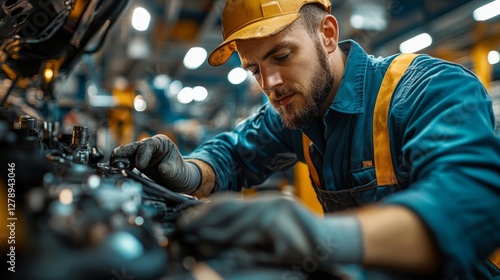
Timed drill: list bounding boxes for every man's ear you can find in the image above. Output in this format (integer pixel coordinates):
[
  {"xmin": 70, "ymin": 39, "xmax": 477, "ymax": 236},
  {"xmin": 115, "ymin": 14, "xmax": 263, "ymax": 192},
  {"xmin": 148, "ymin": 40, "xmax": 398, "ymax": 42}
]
[{"xmin": 320, "ymin": 15, "xmax": 339, "ymax": 53}]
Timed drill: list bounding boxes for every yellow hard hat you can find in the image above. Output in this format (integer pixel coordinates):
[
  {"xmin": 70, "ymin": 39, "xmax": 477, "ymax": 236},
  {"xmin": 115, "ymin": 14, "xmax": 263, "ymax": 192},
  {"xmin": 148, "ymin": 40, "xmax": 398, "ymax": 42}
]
[{"xmin": 208, "ymin": 0, "xmax": 332, "ymax": 66}]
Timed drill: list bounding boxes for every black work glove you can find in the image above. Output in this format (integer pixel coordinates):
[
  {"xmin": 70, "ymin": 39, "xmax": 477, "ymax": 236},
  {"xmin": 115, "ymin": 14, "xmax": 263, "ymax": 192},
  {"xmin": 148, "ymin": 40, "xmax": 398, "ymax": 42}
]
[
  {"xmin": 177, "ymin": 193, "xmax": 363, "ymax": 271},
  {"xmin": 110, "ymin": 134, "xmax": 201, "ymax": 194}
]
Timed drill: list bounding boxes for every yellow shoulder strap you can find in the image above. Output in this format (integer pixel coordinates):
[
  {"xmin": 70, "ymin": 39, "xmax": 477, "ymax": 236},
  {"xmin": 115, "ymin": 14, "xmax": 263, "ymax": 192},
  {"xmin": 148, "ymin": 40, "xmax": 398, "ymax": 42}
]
[
  {"xmin": 373, "ymin": 53, "xmax": 419, "ymax": 185},
  {"xmin": 302, "ymin": 133, "xmax": 321, "ymax": 186},
  {"xmin": 302, "ymin": 53, "xmax": 419, "ymax": 187}
]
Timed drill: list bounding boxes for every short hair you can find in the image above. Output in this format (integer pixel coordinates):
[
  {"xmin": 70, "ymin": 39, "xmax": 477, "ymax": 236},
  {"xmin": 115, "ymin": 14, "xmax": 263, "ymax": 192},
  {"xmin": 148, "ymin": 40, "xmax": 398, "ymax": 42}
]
[{"xmin": 299, "ymin": 3, "xmax": 330, "ymax": 36}]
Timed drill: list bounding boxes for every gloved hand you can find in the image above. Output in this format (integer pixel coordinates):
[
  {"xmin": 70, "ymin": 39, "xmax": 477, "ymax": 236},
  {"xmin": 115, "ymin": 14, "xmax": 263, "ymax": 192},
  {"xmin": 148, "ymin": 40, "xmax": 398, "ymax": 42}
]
[
  {"xmin": 110, "ymin": 134, "xmax": 201, "ymax": 194},
  {"xmin": 177, "ymin": 193, "xmax": 363, "ymax": 271}
]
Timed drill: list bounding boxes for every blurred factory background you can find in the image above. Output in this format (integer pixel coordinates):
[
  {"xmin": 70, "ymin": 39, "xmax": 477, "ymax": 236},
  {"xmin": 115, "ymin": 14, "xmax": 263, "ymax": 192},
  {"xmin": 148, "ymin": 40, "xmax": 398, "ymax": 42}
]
[
  {"xmin": 1, "ymin": 0, "xmax": 499, "ymax": 157},
  {"xmin": 0, "ymin": 1, "xmax": 499, "ymax": 278}
]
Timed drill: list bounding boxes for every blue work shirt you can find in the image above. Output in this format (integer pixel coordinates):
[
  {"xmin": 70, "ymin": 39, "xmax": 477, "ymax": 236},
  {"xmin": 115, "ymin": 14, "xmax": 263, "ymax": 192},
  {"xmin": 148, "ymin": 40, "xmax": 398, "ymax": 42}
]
[{"xmin": 187, "ymin": 40, "xmax": 500, "ymax": 279}]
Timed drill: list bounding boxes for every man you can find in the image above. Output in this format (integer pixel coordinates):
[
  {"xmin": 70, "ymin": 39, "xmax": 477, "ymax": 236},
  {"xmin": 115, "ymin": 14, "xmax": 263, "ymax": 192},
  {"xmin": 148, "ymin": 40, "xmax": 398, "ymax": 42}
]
[{"xmin": 111, "ymin": 0, "xmax": 500, "ymax": 278}]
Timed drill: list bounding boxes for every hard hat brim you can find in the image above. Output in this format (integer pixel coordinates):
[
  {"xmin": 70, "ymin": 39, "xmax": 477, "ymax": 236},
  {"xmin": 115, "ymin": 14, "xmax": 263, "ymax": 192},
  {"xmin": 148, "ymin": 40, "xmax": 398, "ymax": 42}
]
[{"xmin": 208, "ymin": 13, "xmax": 301, "ymax": 66}]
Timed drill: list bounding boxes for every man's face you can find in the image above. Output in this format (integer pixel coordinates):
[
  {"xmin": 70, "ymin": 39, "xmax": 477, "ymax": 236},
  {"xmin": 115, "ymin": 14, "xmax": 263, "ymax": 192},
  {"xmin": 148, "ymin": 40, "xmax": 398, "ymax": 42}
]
[{"xmin": 237, "ymin": 20, "xmax": 333, "ymax": 129}]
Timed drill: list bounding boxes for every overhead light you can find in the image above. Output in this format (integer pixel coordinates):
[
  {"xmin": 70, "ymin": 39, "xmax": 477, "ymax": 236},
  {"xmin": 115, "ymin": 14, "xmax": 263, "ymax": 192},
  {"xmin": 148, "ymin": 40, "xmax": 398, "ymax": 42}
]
[
  {"xmin": 227, "ymin": 67, "xmax": 248, "ymax": 85},
  {"xmin": 350, "ymin": 15, "xmax": 364, "ymax": 29},
  {"xmin": 488, "ymin": 50, "xmax": 500, "ymax": 65},
  {"xmin": 183, "ymin": 47, "xmax": 207, "ymax": 70},
  {"xmin": 134, "ymin": 95, "xmax": 147, "ymax": 112},
  {"xmin": 473, "ymin": 0, "xmax": 500, "ymax": 21},
  {"xmin": 132, "ymin": 7, "xmax": 151, "ymax": 31},
  {"xmin": 153, "ymin": 74, "xmax": 170, "ymax": 89},
  {"xmin": 87, "ymin": 83, "xmax": 98, "ymax": 96},
  {"xmin": 193, "ymin": 86, "xmax": 208, "ymax": 102},
  {"xmin": 399, "ymin": 33, "xmax": 433, "ymax": 53},
  {"xmin": 350, "ymin": 3, "xmax": 388, "ymax": 31},
  {"xmin": 177, "ymin": 87, "xmax": 194, "ymax": 104},
  {"xmin": 127, "ymin": 37, "xmax": 150, "ymax": 59},
  {"xmin": 169, "ymin": 80, "xmax": 183, "ymax": 97}
]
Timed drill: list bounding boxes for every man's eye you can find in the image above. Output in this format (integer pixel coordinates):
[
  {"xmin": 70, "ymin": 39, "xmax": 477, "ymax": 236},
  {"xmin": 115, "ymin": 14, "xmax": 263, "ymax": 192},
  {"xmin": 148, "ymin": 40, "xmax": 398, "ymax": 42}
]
[
  {"xmin": 250, "ymin": 68, "xmax": 260, "ymax": 76},
  {"xmin": 275, "ymin": 53, "xmax": 290, "ymax": 62}
]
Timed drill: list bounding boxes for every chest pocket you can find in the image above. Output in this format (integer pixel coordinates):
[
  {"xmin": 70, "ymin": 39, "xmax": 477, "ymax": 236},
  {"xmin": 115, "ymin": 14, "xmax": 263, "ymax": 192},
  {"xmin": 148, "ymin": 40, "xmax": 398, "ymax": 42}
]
[
  {"xmin": 302, "ymin": 53, "xmax": 419, "ymax": 212},
  {"xmin": 348, "ymin": 167, "xmax": 396, "ymax": 204}
]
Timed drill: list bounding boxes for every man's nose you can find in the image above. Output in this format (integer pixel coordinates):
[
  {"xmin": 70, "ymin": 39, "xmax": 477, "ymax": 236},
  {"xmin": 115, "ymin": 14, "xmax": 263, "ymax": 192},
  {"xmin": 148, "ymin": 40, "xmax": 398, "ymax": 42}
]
[{"xmin": 260, "ymin": 67, "xmax": 283, "ymax": 91}]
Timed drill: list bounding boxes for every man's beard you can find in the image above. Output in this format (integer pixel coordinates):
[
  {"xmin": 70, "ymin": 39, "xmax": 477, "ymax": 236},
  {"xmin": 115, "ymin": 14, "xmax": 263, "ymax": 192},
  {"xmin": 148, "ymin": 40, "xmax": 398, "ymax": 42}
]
[{"xmin": 277, "ymin": 43, "xmax": 334, "ymax": 129}]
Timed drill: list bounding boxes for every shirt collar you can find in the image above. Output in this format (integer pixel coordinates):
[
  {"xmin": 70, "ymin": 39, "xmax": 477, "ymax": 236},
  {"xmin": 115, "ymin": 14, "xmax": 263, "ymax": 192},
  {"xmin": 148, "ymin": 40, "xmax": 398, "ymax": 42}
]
[
  {"xmin": 301, "ymin": 40, "xmax": 368, "ymax": 138},
  {"xmin": 328, "ymin": 40, "xmax": 368, "ymax": 114}
]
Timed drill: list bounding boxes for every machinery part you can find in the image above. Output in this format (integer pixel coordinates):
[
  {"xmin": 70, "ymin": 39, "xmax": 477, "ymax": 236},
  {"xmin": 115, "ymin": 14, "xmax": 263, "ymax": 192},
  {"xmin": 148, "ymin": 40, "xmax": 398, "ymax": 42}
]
[
  {"xmin": 0, "ymin": 0, "xmax": 130, "ymax": 98},
  {"xmin": 70, "ymin": 125, "xmax": 89, "ymax": 148}
]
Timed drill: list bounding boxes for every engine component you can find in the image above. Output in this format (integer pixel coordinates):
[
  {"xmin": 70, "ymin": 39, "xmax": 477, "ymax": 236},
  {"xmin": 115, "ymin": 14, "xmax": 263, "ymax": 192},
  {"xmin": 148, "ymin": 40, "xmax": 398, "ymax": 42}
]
[
  {"xmin": 0, "ymin": 114, "xmax": 202, "ymax": 280},
  {"xmin": 0, "ymin": 0, "xmax": 129, "ymax": 98}
]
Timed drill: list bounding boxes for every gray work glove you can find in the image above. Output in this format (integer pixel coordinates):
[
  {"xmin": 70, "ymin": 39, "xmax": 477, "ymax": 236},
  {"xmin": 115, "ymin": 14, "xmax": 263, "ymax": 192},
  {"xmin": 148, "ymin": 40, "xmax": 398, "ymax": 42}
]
[
  {"xmin": 110, "ymin": 134, "xmax": 201, "ymax": 194},
  {"xmin": 177, "ymin": 193, "xmax": 363, "ymax": 271}
]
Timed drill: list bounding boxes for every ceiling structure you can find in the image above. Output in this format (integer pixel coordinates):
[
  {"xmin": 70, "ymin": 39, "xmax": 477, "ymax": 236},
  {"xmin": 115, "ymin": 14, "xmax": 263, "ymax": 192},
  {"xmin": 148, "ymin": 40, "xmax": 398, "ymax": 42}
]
[
  {"xmin": 79, "ymin": 0, "xmax": 500, "ymax": 131},
  {"xmin": 96, "ymin": 0, "xmax": 500, "ymax": 79}
]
